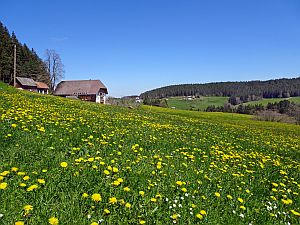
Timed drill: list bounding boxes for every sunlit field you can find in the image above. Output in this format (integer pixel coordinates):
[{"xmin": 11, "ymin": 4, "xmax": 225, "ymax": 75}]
[{"xmin": 0, "ymin": 83, "xmax": 299, "ymax": 225}]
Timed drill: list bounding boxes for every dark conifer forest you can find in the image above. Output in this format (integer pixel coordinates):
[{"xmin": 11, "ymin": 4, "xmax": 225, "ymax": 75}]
[
  {"xmin": 141, "ymin": 77, "xmax": 300, "ymax": 100},
  {"xmin": 0, "ymin": 21, "xmax": 49, "ymax": 84}
]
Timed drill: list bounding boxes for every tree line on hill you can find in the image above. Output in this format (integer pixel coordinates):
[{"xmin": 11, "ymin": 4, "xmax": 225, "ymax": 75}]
[
  {"xmin": 141, "ymin": 78, "xmax": 300, "ymax": 102},
  {"xmin": 0, "ymin": 21, "xmax": 50, "ymax": 84}
]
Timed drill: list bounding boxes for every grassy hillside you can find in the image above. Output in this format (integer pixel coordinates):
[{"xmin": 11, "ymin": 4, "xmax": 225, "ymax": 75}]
[
  {"xmin": 1, "ymin": 83, "xmax": 300, "ymax": 225},
  {"xmin": 166, "ymin": 96, "xmax": 229, "ymax": 111},
  {"xmin": 243, "ymin": 97, "xmax": 300, "ymax": 106}
]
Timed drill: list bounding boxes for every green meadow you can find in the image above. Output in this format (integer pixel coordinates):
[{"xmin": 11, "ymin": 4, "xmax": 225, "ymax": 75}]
[
  {"xmin": 0, "ymin": 83, "xmax": 299, "ymax": 225},
  {"xmin": 166, "ymin": 96, "xmax": 229, "ymax": 111}
]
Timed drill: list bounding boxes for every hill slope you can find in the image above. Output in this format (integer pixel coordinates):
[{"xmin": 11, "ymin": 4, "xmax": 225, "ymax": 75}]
[
  {"xmin": 141, "ymin": 77, "xmax": 300, "ymax": 99},
  {"xmin": 0, "ymin": 83, "xmax": 300, "ymax": 224}
]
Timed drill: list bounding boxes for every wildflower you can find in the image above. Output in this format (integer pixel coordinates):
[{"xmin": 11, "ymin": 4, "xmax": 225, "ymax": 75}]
[
  {"xmin": 60, "ymin": 162, "xmax": 68, "ymax": 168},
  {"xmin": 196, "ymin": 214, "xmax": 203, "ymax": 219},
  {"xmin": 92, "ymin": 193, "xmax": 102, "ymax": 202},
  {"xmin": 0, "ymin": 182, "xmax": 8, "ymax": 190},
  {"xmin": 176, "ymin": 181, "xmax": 183, "ymax": 186},
  {"xmin": 139, "ymin": 191, "xmax": 145, "ymax": 196},
  {"xmin": 112, "ymin": 167, "xmax": 118, "ymax": 173},
  {"xmin": 109, "ymin": 197, "xmax": 117, "ymax": 204},
  {"xmin": 123, "ymin": 187, "xmax": 130, "ymax": 192},
  {"xmin": 91, "ymin": 222, "xmax": 98, "ymax": 225},
  {"xmin": 171, "ymin": 214, "xmax": 179, "ymax": 219},
  {"xmin": 104, "ymin": 170, "xmax": 110, "ymax": 175},
  {"xmin": 125, "ymin": 203, "xmax": 131, "ymax": 208},
  {"xmin": 37, "ymin": 179, "xmax": 45, "ymax": 184},
  {"xmin": 27, "ymin": 184, "xmax": 38, "ymax": 191},
  {"xmin": 290, "ymin": 210, "xmax": 300, "ymax": 216},
  {"xmin": 15, "ymin": 222, "xmax": 24, "ymax": 225},
  {"xmin": 215, "ymin": 192, "xmax": 220, "ymax": 197},
  {"xmin": 23, "ymin": 176, "xmax": 30, "ymax": 181},
  {"xmin": 200, "ymin": 210, "xmax": 206, "ymax": 215},
  {"xmin": 238, "ymin": 198, "xmax": 244, "ymax": 203},
  {"xmin": 117, "ymin": 178, "xmax": 123, "ymax": 183},
  {"xmin": 11, "ymin": 167, "xmax": 18, "ymax": 172},
  {"xmin": 227, "ymin": 195, "xmax": 233, "ymax": 200},
  {"xmin": 112, "ymin": 180, "xmax": 120, "ymax": 186},
  {"xmin": 150, "ymin": 198, "xmax": 157, "ymax": 202},
  {"xmin": 140, "ymin": 220, "xmax": 146, "ymax": 224},
  {"xmin": 104, "ymin": 208, "xmax": 110, "ymax": 214},
  {"xmin": 181, "ymin": 187, "xmax": 187, "ymax": 192},
  {"xmin": 23, "ymin": 204, "xmax": 33, "ymax": 212},
  {"xmin": 240, "ymin": 206, "xmax": 246, "ymax": 210},
  {"xmin": 282, "ymin": 199, "xmax": 293, "ymax": 205},
  {"xmin": 82, "ymin": 193, "xmax": 89, "ymax": 198},
  {"xmin": 49, "ymin": 217, "xmax": 59, "ymax": 225},
  {"xmin": 19, "ymin": 183, "xmax": 26, "ymax": 187}
]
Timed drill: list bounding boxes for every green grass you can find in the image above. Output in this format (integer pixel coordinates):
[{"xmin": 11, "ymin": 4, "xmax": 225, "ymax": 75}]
[
  {"xmin": 166, "ymin": 96, "xmax": 229, "ymax": 111},
  {"xmin": 0, "ymin": 82, "xmax": 300, "ymax": 225},
  {"xmin": 243, "ymin": 97, "xmax": 300, "ymax": 106}
]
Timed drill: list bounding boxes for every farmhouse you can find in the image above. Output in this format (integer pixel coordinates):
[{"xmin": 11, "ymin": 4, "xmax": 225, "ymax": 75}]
[
  {"xmin": 54, "ymin": 80, "xmax": 108, "ymax": 104},
  {"xmin": 15, "ymin": 77, "xmax": 49, "ymax": 94}
]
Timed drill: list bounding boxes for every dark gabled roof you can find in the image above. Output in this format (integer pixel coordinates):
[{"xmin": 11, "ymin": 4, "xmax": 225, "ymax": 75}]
[
  {"xmin": 16, "ymin": 77, "xmax": 37, "ymax": 87},
  {"xmin": 35, "ymin": 82, "xmax": 49, "ymax": 89},
  {"xmin": 54, "ymin": 80, "xmax": 108, "ymax": 96}
]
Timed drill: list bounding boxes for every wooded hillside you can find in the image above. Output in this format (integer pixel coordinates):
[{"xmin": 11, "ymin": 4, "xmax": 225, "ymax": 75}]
[
  {"xmin": 141, "ymin": 77, "xmax": 300, "ymax": 99},
  {"xmin": 0, "ymin": 21, "xmax": 49, "ymax": 84}
]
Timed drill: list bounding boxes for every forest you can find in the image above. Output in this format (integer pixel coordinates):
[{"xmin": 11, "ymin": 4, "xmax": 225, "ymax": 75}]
[
  {"xmin": 0, "ymin": 21, "xmax": 49, "ymax": 84},
  {"xmin": 141, "ymin": 77, "xmax": 300, "ymax": 100}
]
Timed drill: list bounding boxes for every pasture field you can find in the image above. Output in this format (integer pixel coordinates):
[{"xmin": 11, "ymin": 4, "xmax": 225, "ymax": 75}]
[
  {"xmin": 0, "ymin": 82, "xmax": 300, "ymax": 225},
  {"xmin": 243, "ymin": 97, "xmax": 300, "ymax": 106},
  {"xmin": 166, "ymin": 96, "xmax": 229, "ymax": 111}
]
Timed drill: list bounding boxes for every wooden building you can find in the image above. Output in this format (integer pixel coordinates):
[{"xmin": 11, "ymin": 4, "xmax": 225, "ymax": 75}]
[
  {"xmin": 54, "ymin": 80, "xmax": 108, "ymax": 104},
  {"xmin": 15, "ymin": 77, "xmax": 49, "ymax": 94}
]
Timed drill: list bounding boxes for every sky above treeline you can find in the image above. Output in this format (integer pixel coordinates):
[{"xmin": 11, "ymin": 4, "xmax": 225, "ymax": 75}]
[{"xmin": 1, "ymin": 0, "xmax": 300, "ymax": 97}]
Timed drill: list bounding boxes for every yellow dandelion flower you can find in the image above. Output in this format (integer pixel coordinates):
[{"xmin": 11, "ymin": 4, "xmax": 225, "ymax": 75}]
[
  {"xmin": 0, "ymin": 182, "xmax": 8, "ymax": 190},
  {"xmin": 49, "ymin": 217, "xmax": 59, "ymax": 225},
  {"xmin": 139, "ymin": 191, "xmax": 145, "ymax": 196},
  {"xmin": 139, "ymin": 220, "xmax": 146, "ymax": 224},
  {"xmin": 290, "ymin": 210, "xmax": 300, "ymax": 216},
  {"xmin": 238, "ymin": 198, "xmax": 244, "ymax": 203},
  {"xmin": 104, "ymin": 170, "xmax": 110, "ymax": 175},
  {"xmin": 92, "ymin": 193, "xmax": 102, "ymax": 202},
  {"xmin": 196, "ymin": 214, "xmax": 203, "ymax": 219},
  {"xmin": 240, "ymin": 205, "xmax": 246, "ymax": 210},
  {"xmin": 125, "ymin": 203, "xmax": 131, "ymax": 208},
  {"xmin": 176, "ymin": 181, "xmax": 183, "ymax": 186},
  {"xmin": 150, "ymin": 198, "xmax": 157, "ymax": 202},
  {"xmin": 181, "ymin": 187, "xmax": 187, "ymax": 192},
  {"xmin": 23, "ymin": 204, "xmax": 33, "ymax": 212},
  {"xmin": 117, "ymin": 178, "xmax": 123, "ymax": 183},
  {"xmin": 215, "ymin": 192, "xmax": 220, "ymax": 197},
  {"xmin": 37, "ymin": 179, "xmax": 45, "ymax": 184},
  {"xmin": 112, "ymin": 167, "xmax": 119, "ymax": 173},
  {"xmin": 227, "ymin": 195, "xmax": 233, "ymax": 200},
  {"xmin": 112, "ymin": 180, "xmax": 120, "ymax": 186},
  {"xmin": 104, "ymin": 208, "xmax": 110, "ymax": 214},
  {"xmin": 124, "ymin": 187, "xmax": 130, "ymax": 192},
  {"xmin": 82, "ymin": 193, "xmax": 89, "ymax": 198},
  {"xmin": 27, "ymin": 184, "xmax": 38, "ymax": 192},
  {"xmin": 23, "ymin": 176, "xmax": 30, "ymax": 181},
  {"xmin": 109, "ymin": 197, "xmax": 117, "ymax": 204},
  {"xmin": 15, "ymin": 221, "xmax": 24, "ymax": 225},
  {"xmin": 60, "ymin": 162, "xmax": 68, "ymax": 168},
  {"xmin": 19, "ymin": 183, "xmax": 26, "ymax": 187},
  {"xmin": 91, "ymin": 222, "xmax": 98, "ymax": 225},
  {"xmin": 200, "ymin": 210, "xmax": 206, "ymax": 215}
]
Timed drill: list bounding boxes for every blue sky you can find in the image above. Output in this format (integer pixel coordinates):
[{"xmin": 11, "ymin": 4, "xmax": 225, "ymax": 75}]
[{"xmin": 1, "ymin": 0, "xmax": 300, "ymax": 97}]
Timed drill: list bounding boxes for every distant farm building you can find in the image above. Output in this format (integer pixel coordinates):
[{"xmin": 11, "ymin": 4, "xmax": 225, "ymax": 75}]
[
  {"xmin": 54, "ymin": 80, "xmax": 108, "ymax": 104},
  {"xmin": 15, "ymin": 77, "xmax": 49, "ymax": 94}
]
